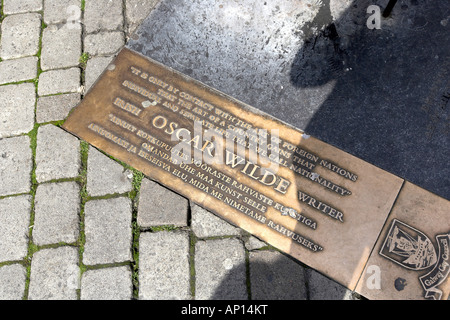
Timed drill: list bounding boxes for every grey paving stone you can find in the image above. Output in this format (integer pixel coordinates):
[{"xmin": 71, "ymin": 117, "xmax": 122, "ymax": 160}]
[
  {"xmin": 0, "ymin": 83, "xmax": 36, "ymax": 138},
  {"xmin": 0, "ymin": 196, "xmax": 32, "ymax": 262},
  {"xmin": 84, "ymin": 31, "xmax": 125, "ymax": 56},
  {"xmin": 249, "ymin": 250, "xmax": 307, "ymax": 300},
  {"xmin": 38, "ymin": 68, "xmax": 81, "ymax": 96},
  {"xmin": 195, "ymin": 238, "xmax": 247, "ymax": 300},
  {"xmin": 139, "ymin": 231, "xmax": 191, "ymax": 300},
  {"xmin": 83, "ymin": 197, "xmax": 133, "ymax": 265},
  {"xmin": 86, "ymin": 146, "xmax": 133, "ymax": 197},
  {"xmin": 36, "ymin": 93, "xmax": 81, "ymax": 123},
  {"xmin": 0, "ymin": 264, "xmax": 27, "ymax": 300},
  {"xmin": 0, "ymin": 13, "xmax": 41, "ymax": 60},
  {"xmin": 244, "ymin": 236, "xmax": 268, "ymax": 251},
  {"xmin": 41, "ymin": 24, "xmax": 82, "ymax": 71},
  {"xmin": 28, "ymin": 246, "xmax": 80, "ymax": 300},
  {"xmin": 307, "ymin": 269, "xmax": 357, "ymax": 300},
  {"xmin": 80, "ymin": 266, "xmax": 133, "ymax": 300},
  {"xmin": 35, "ymin": 124, "xmax": 81, "ymax": 183},
  {"xmin": 191, "ymin": 204, "xmax": 240, "ymax": 238},
  {"xmin": 85, "ymin": 55, "xmax": 114, "ymax": 91},
  {"xmin": 43, "ymin": 0, "xmax": 81, "ymax": 25},
  {"xmin": 0, "ymin": 56, "xmax": 38, "ymax": 85},
  {"xmin": 33, "ymin": 182, "xmax": 80, "ymax": 246},
  {"xmin": 0, "ymin": 136, "xmax": 32, "ymax": 197},
  {"xmin": 125, "ymin": 0, "xmax": 160, "ymax": 35},
  {"xmin": 3, "ymin": 0, "xmax": 43, "ymax": 14},
  {"xmin": 137, "ymin": 178, "xmax": 188, "ymax": 228},
  {"xmin": 84, "ymin": 0, "xmax": 124, "ymax": 33}
]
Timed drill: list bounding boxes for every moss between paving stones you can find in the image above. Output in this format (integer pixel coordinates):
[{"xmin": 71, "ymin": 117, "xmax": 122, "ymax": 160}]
[
  {"xmin": 0, "ymin": 79, "xmax": 36, "ymax": 88},
  {"xmin": 79, "ymin": 53, "xmax": 90, "ymax": 85},
  {"xmin": 22, "ymin": 123, "xmax": 39, "ymax": 299},
  {"xmin": 79, "ymin": 52, "xmax": 90, "ymax": 67},
  {"xmin": 0, "ymin": 0, "xmax": 4, "ymax": 23},
  {"xmin": 188, "ymin": 231, "xmax": 197, "ymax": 297},
  {"xmin": 130, "ymin": 170, "xmax": 142, "ymax": 299},
  {"xmin": 75, "ymin": 140, "xmax": 89, "ymax": 299}
]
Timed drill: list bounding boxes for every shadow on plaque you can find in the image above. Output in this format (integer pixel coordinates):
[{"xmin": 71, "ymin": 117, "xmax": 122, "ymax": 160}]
[{"xmin": 291, "ymin": 0, "xmax": 449, "ymax": 200}]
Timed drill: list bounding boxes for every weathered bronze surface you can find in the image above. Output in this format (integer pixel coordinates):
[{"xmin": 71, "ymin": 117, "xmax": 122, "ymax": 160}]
[{"xmin": 63, "ymin": 48, "xmax": 448, "ymax": 298}]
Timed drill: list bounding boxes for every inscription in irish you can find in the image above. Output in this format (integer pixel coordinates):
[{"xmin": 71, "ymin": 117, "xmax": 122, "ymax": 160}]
[{"xmin": 63, "ymin": 48, "xmax": 404, "ymax": 290}]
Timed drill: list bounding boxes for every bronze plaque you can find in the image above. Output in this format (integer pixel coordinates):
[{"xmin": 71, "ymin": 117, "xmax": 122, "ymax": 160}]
[
  {"xmin": 64, "ymin": 48, "xmax": 407, "ymax": 292},
  {"xmin": 356, "ymin": 182, "xmax": 450, "ymax": 300}
]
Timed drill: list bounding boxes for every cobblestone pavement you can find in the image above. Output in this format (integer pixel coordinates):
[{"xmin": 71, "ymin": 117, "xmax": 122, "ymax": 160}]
[{"xmin": 0, "ymin": 0, "xmax": 362, "ymax": 300}]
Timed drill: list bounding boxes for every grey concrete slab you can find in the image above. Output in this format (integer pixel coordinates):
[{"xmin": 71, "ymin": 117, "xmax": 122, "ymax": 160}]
[{"xmin": 126, "ymin": 0, "xmax": 450, "ymax": 200}]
